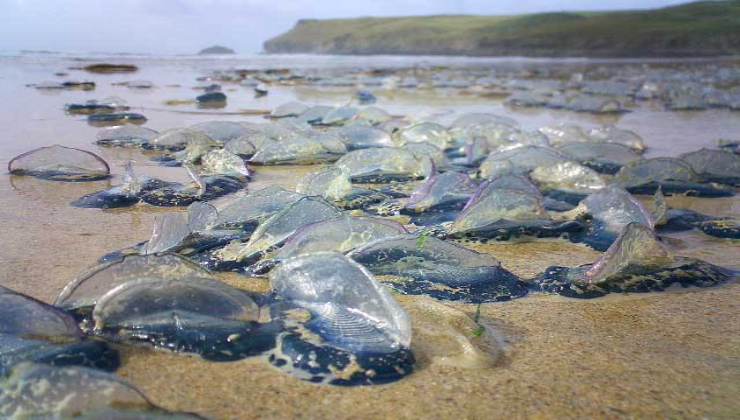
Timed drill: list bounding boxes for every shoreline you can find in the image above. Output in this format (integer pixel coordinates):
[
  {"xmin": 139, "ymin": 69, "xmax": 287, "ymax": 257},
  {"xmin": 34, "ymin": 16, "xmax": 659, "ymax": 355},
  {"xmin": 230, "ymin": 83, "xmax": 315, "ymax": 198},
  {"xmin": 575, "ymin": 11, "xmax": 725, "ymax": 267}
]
[{"xmin": 5, "ymin": 51, "xmax": 740, "ymax": 66}]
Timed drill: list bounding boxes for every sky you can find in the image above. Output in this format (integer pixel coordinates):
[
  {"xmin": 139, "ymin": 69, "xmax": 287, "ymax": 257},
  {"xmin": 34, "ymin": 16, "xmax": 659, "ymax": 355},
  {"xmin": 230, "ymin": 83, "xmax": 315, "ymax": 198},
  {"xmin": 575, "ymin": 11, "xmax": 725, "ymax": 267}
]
[{"xmin": 0, "ymin": 0, "xmax": 692, "ymax": 54}]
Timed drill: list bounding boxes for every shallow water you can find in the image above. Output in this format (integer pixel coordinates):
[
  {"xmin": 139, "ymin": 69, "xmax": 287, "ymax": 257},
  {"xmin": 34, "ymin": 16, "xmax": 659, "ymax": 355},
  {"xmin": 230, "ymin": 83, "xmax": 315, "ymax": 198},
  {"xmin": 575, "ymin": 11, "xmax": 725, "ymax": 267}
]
[{"xmin": 0, "ymin": 53, "xmax": 738, "ymax": 419}]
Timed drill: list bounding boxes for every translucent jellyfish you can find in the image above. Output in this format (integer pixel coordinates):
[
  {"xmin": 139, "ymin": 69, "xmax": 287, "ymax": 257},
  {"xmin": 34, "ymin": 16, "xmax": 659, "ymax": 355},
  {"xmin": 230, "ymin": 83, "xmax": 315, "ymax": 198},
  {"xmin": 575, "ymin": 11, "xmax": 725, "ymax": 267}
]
[
  {"xmin": 140, "ymin": 201, "xmax": 234, "ymax": 256},
  {"xmin": 34, "ymin": 81, "xmax": 66, "ymax": 89},
  {"xmin": 0, "ymin": 334, "xmax": 120, "ymax": 378},
  {"xmin": 278, "ymin": 215, "xmax": 407, "ymax": 259},
  {"xmin": 717, "ymin": 138, "xmax": 738, "ymax": 153},
  {"xmin": 8, "ymin": 145, "xmax": 110, "ymax": 181},
  {"xmin": 655, "ymin": 207, "xmax": 710, "ymax": 233},
  {"xmin": 144, "ymin": 211, "xmax": 205, "ymax": 255},
  {"xmin": 92, "ymin": 277, "xmax": 273, "ymax": 360},
  {"xmin": 95, "ymin": 125, "xmax": 159, "ymax": 148},
  {"xmin": 613, "ymin": 157, "xmax": 733, "ymax": 197},
  {"xmin": 296, "ymin": 167, "xmax": 352, "ymax": 201},
  {"xmin": 456, "ymin": 122, "xmax": 548, "ymax": 151},
  {"xmin": 216, "ymin": 197, "xmax": 343, "ymax": 266},
  {"xmin": 505, "ymin": 91, "xmax": 550, "ymax": 107},
  {"xmin": 401, "ymin": 142, "xmax": 448, "ymax": 167},
  {"xmin": 460, "ymin": 137, "xmax": 491, "ymax": 166},
  {"xmin": 536, "ymin": 223, "xmax": 735, "ymax": 298},
  {"xmin": 487, "ymin": 174, "xmax": 541, "ymax": 196},
  {"xmin": 269, "ymin": 119, "xmax": 308, "ymax": 135},
  {"xmin": 268, "ymin": 252, "xmax": 414, "ymax": 386},
  {"xmin": 546, "ymin": 93, "xmax": 570, "ymax": 109},
  {"xmin": 71, "ymin": 162, "xmax": 172, "ymax": 209},
  {"xmin": 139, "ymin": 166, "xmax": 245, "ymax": 207},
  {"xmin": 504, "ymin": 173, "xmax": 571, "ymax": 213},
  {"xmin": 448, "ymin": 182, "xmax": 583, "ymax": 241},
  {"xmin": 184, "ymin": 192, "xmax": 310, "ymax": 271},
  {"xmin": 564, "ymin": 185, "xmax": 654, "ymax": 251},
  {"xmin": 321, "ymin": 106, "xmax": 358, "ymax": 125},
  {"xmin": 241, "ymin": 121, "xmax": 298, "ymax": 143},
  {"xmin": 55, "ymin": 253, "xmax": 212, "ymax": 312},
  {"xmin": 0, "ymin": 286, "xmax": 80, "ymax": 340},
  {"xmin": 530, "ymin": 161, "xmax": 606, "ymax": 204},
  {"xmin": 378, "ymin": 118, "xmax": 409, "ymax": 133},
  {"xmin": 161, "ymin": 132, "xmax": 221, "ymax": 165},
  {"xmin": 87, "ymin": 113, "xmax": 147, "ymax": 127},
  {"xmin": 62, "ymin": 81, "xmax": 96, "ymax": 90},
  {"xmin": 478, "ymin": 145, "xmax": 568, "ymax": 179},
  {"xmin": 253, "ymin": 84, "xmax": 268, "ymax": 97},
  {"xmin": 334, "ymin": 147, "xmax": 432, "ymax": 183},
  {"xmin": 565, "ymin": 95, "xmax": 625, "ymax": 114},
  {"xmin": 0, "ymin": 287, "xmax": 119, "ymax": 376},
  {"xmin": 200, "ymin": 149, "xmax": 250, "ymax": 178},
  {"xmin": 695, "ymin": 218, "xmax": 740, "ymax": 239},
  {"xmin": 308, "ymin": 131, "xmax": 352, "ymax": 153},
  {"xmin": 576, "ymin": 81, "xmax": 622, "ymax": 96},
  {"xmin": 581, "ymin": 80, "xmax": 636, "ymax": 96},
  {"xmin": 196, "ymin": 92, "xmax": 227, "ymax": 105},
  {"xmin": 189, "ymin": 121, "xmax": 252, "ymax": 143},
  {"xmin": 223, "ymin": 136, "xmax": 257, "ymax": 158},
  {"xmin": 212, "ymin": 186, "xmax": 304, "ymax": 230},
  {"xmin": 149, "ymin": 128, "xmax": 214, "ymax": 151},
  {"xmin": 587, "ymin": 126, "xmax": 646, "ymax": 152},
  {"xmin": 249, "ymin": 136, "xmax": 347, "ymax": 165},
  {"xmin": 335, "ymin": 125, "xmax": 393, "ymax": 150},
  {"xmin": 679, "ymin": 148, "xmax": 740, "ymax": 186},
  {"xmin": 496, "ymin": 128, "xmax": 550, "ymax": 150},
  {"xmin": 615, "ymin": 157, "xmax": 694, "ymax": 185},
  {"xmin": 294, "ymin": 105, "xmax": 334, "ymax": 125},
  {"xmin": 449, "ymin": 185, "xmax": 543, "ymax": 232},
  {"xmin": 404, "ymin": 171, "xmax": 477, "ymax": 213},
  {"xmin": 538, "ymin": 124, "xmax": 591, "ymax": 147},
  {"xmin": 635, "ymin": 81, "xmax": 662, "ymax": 100},
  {"xmin": 271, "ymin": 101, "xmax": 309, "ymax": 118},
  {"xmin": 349, "ymin": 234, "xmax": 527, "ymax": 302},
  {"xmin": 666, "ymin": 87, "xmax": 706, "ymax": 110},
  {"xmin": 557, "ymin": 142, "xmax": 641, "ymax": 174},
  {"xmin": 65, "ymin": 102, "xmax": 116, "ymax": 115},
  {"xmin": 355, "ymin": 106, "xmax": 392, "ymax": 125},
  {"xmin": 451, "ymin": 114, "xmax": 522, "ymax": 130},
  {"xmin": 393, "ymin": 122, "xmax": 452, "ymax": 150},
  {"xmin": 704, "ymin": 88, "xmax": 740, "ymax": 109},
  {"xmin": 0, "ymin": 363, "xmax": 200, "ymax": 418},
  {"xmin": 355, "ymin": 90, "xmax": 376, "ymax": 105}
]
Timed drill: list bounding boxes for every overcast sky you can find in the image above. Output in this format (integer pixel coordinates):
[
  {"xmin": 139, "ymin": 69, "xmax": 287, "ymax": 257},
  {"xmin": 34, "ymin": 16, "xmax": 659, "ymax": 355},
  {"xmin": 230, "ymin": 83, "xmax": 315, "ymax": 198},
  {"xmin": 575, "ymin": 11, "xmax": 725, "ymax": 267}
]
[{"xmin": 0, "ymin": 0, "xmax": 691, "ymax": 54}]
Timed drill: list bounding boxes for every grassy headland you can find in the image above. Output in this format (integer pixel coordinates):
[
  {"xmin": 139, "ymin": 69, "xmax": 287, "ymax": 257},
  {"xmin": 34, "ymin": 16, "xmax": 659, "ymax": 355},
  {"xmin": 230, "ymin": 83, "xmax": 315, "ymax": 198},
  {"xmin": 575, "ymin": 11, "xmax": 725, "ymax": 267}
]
[{"xmin": 263, "ymin": 1, "xmax": 740, "ymax": 57}]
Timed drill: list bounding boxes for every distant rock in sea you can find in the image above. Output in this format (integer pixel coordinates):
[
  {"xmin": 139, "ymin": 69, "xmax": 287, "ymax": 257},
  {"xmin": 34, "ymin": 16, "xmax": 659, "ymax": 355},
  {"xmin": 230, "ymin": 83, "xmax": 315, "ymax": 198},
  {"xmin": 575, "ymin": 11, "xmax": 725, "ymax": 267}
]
[{"xmin": 199, "ymin": 46, "xmax": 236, "ymax": 55}]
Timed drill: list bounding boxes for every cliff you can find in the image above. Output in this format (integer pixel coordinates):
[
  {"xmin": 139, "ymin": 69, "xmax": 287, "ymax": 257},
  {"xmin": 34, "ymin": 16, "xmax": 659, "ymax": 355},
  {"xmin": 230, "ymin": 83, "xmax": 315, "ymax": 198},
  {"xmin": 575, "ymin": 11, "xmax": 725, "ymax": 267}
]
[{"xmin": 263, "ymin": 1, "xmax": 740, "ymax": 57}]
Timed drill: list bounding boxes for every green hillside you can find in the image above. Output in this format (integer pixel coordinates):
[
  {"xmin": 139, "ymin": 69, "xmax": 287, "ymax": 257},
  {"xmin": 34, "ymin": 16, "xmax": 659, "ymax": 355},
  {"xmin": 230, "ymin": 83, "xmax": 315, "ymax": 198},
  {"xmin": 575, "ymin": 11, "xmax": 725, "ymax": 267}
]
[{"xmin": 263, "ymin": 1, "xmax": 740, "ymax": 57}]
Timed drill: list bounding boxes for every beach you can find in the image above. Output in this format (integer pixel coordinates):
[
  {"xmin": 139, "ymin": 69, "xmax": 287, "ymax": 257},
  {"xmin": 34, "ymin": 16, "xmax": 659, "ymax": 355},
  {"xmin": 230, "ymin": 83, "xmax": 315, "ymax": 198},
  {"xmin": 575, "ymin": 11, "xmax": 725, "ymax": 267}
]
[{"xmin": 0, "ymin": 53, "xmax": 738, "ymax": 419}]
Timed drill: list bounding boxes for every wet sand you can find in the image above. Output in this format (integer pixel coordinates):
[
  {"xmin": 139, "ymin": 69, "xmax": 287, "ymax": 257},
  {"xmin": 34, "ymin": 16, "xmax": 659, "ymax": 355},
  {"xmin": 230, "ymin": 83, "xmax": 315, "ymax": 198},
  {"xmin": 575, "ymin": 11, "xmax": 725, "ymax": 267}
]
[
  {"xmin": 0, "ymin": 54, "xmax": 738, "ymax": 419},
  {"xmin": 117, "ymin": 284, "xmax": 740, "ymax": 419}
]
